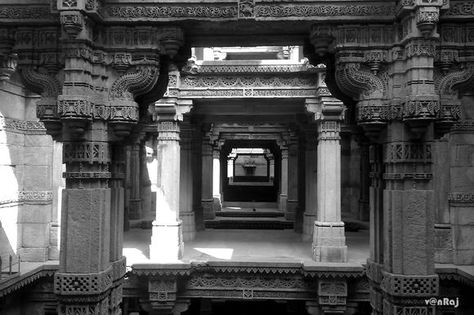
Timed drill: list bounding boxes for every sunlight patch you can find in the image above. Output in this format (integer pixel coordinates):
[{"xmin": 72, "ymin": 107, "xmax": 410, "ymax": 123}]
[{"xmin": 194, "ymin": 248, "xmax": 234, "ymax": 260}]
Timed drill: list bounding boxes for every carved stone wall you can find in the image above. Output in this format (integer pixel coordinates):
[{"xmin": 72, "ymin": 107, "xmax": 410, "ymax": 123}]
[{"xmin": 0, "ymin": 75, "xmax": 63, "ymax": 264}]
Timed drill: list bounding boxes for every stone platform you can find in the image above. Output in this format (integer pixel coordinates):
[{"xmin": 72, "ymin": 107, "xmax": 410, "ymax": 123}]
[{"xmin": 123, "ymin": 229, "xmax": 370, "ymax": 266}]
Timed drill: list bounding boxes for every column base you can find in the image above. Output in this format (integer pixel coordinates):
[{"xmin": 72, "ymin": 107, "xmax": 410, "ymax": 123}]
[
  {"xmin": 202, "ymin": 199, "xmax": 215, "ymax": 220},
  {"xmin": 302, "ymin": 213, "xmax": 317, "ymax": 241},
  {"xmin": 179, "ymin": 212, "xmax": 196, "ymax": 241},
  {"xmin": 278, "ymin": 194, "xmax": 288, "ymax": 211},
  {"xmin": 150, "ymin": 221, "xmax": 183, "ymax": 261},
  {"xmin": 312, "ymin": 221, "xmax": 347, "ymax": 262},
  {"xmin": 212, "ymin": 195, "xmax": 222, "ymax": 212},
  {"xmin": 286, "ymin": 199, "xmax": 297, "ymax": 221}
]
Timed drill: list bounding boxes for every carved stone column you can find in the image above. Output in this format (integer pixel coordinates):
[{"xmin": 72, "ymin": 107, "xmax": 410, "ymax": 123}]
[
  {"xmin": 278, "ymin": 147, "xmax": 289, "ymax": 212},
  {"xmin": 303, "ymin": 127, "xmax": 318, "ymax": 241},
  {"xmin": 128, "ymin": 142, "xmax": 142, "ymax": 219},
  {"xmin": 180, "ymin": 119, "xmax": 196, "ymax": 241},
  {"xmin": 358, "ymin": 139, "xmax": 370, "ymax": 221},
  {"xmin": 212, "ymin": 147, "xmax": 222, "ymax": 212},
  {"xmin": 286, "ymin": 135, "xmax": 299, "ymax": 221},
  {"xmin": 192, "ymin": 127, "xmax": 205, "ymax": 231},
  {"xmin": 201, "ymin": 130, "xmax": 215, "ymax": 220},
  {"xmin": 312, "ymin": 119, "xmax": 347, "ymax": 262},
  {"xmin": 149, "ymin": 120, "xmax": 183, "ymax": 261}
]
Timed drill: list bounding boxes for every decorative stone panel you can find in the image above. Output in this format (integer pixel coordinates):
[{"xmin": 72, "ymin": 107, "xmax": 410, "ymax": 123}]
[
  {"xmin": 380, "ymin": 272, "xmax": 438, "ymax": 297},
  {"xmin": 318, "ymin": 280, "xmax": 347, "ymax": 306},
  {"xmin": 54, "ymin": 267, "xmax": 114, "ymax": 295}
]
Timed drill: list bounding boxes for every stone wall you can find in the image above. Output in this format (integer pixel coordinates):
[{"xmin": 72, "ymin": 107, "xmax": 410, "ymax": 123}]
[{"xmin": 0, "ymin": 72, "xmax": 62, "ymax": 263}]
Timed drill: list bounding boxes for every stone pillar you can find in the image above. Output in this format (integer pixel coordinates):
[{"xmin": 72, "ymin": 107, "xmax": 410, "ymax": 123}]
[
  {"xmin": 287, "ymin": 136, "xmax": 298, "ymax": 221},
  {"xmin": 201, "ymin": 133, "xmax": 214, "ymax": 220},
  {"xmin": 278, "ymin": 147, "xmax": 288, "ymax": 212},
  {"xmin": 142, "ymin": 138, "xmax": 155, "ymax": 222},
  {"xmin": 373, "ymin": 123, "xmax": 438, "ymax": 315},
  {"xmin": 128, "ymin": 143, "xmax": 142, "ymax": 219},
  {"xmin": 179, "ymin": 120, "xmax": 196, "ymax": 241},
  {"xmin": 55, "ymin": 122, "xmax": 125, "ymax": 315},
  {"xmin": 303, "ymin": 128, "xmax": 318, "ymax": 241},
  {"xmin": 358, "ymin": 140, "xmax": 370, "ymax": 221},
  {"xmin": 192, "ymin": 128, "xmax": 204, "ymax": 231},
  {"xmin": 212, "ymin": 147, "xmax": 222, "ymax": 212},
  {"xmin": 312, "ymin": 120, "xmax": 347, "ymax": 262},
  {"xmin": 150, "ymin": 121, "xmax": 183, "ymax": 261}
]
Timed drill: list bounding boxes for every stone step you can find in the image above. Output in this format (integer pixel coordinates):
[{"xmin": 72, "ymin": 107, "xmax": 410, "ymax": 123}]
[
  {"xmin": 216, "ymin": 210, "xmax": 283, "ymax": 218},
  {"xmin": 205, "ymin": 217, "xmax": 293, "ymax": 230},
  {"xmin": 222, "ymin": 201, "xmax": 278, "ymax": 208}
]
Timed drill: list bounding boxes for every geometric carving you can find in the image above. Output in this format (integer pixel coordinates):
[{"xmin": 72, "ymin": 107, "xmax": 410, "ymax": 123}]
[
  {"xmin": 54, "ymin": 268, "xmax": 114, "ymax": 295},
  {"xmin": 63, "ymin": 142, "xmax": 110, "ymax": 164},
  {"xmin": 393, "ymin": 306, "xmax": 435, "ymax": 315},
  {"xmin": 384, "ymin": 143, "xmax": 432, "ymax": 163},
  {"xmin": 381, "ymin": 272, "xmax": 438, "ymax": 297}
]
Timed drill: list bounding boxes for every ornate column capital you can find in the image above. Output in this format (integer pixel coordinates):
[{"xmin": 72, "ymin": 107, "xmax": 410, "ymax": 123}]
[
  {"xmin": 151, "ymin": 97, "xmax": 193, "ymax": 122},
  {"xmin": 305, "ymin": 98, "xmax": 345, "ymax": 122}
]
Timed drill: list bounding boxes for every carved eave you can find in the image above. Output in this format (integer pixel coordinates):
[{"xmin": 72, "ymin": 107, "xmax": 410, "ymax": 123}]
[
  {"xmin": 0, "ymin": 264, "xmax": 58, "ymax": 299},
  {"xmin": 129, "ymin": 261, "xmax": 365, "ymax": 279}
]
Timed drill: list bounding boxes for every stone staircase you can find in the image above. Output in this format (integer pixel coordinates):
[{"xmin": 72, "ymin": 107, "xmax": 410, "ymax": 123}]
[{"xmin": 205, "ymin": 202, "xmax": 293, "ymax": 230}]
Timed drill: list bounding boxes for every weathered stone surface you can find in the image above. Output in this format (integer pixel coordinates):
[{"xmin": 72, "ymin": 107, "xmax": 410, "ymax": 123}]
[
  {"xmin": 61, "ymin": 188, "xmax": 111, "ymax": 273},
  {"xmin": 20, "ymin": 223, "xmax": 49, "ymax": 247},
  {"xmin": 22, "ymin": 165, "xmax": 51, "ymax": 190},
  {"xmin": 19, "ymin": 204, "xmax": 51, "ymax": 223}
]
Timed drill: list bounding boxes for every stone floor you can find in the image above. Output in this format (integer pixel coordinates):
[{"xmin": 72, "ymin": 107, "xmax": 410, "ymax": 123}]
[{"xmin": 123, "ymin": 228, "xmax": 370, "ymax": 267}]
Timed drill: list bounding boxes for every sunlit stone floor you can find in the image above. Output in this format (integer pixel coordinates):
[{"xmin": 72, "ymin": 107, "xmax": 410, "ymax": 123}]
[{"xmin": 123, "ymin": 228, "xmax": 370, "ymax": 267}]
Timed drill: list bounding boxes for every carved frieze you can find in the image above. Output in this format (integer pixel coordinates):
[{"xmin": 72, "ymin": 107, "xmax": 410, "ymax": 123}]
[
  {"xmin": 105, "ymin": 5, "xmax": 238, "ymax": 19},
  {"xmin": 0, "ymin": 6, "xmax": 55, "ymax": 21},
  {"xmin": 448, "ymin": 192, "xmax": 474, "ymax": 204},
  {"xmin": 255, "ymin": 3, "xmax": 395, "ymax": 18},
  {"xmin": 443, "ymin": 1, "xmax": 474, "ymax": 16},
  {"xmin": 0, "ymin": 117, "xmax": 46, "ymax": 134}
]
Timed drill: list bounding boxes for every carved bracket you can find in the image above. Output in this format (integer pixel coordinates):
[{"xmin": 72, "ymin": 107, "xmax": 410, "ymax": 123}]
[{"xmin": 335, "ymin": 62, "xmax": 385, "ymax": 101}]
